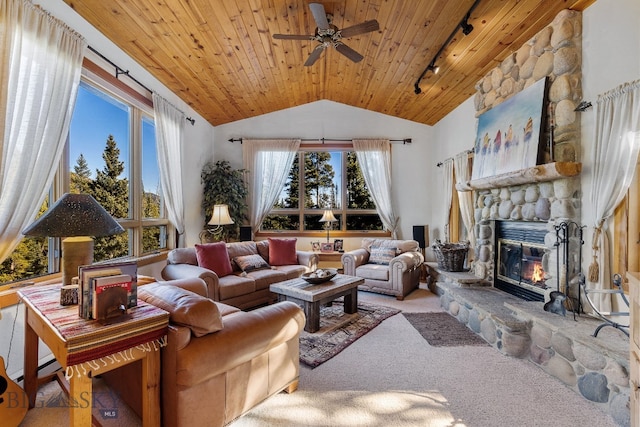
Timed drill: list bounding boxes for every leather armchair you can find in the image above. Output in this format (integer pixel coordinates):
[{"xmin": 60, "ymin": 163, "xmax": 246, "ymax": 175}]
[
  {"xmin": 103, "ymin": 277, "xmax": 304, "ymax": 427},
  {"xmin": 342, "ymin": 238, "xmax": 424, "ymax": 300}
]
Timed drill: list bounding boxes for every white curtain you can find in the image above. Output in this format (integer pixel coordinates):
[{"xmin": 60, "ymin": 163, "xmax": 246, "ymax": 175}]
[
  {"xmin": 589, "ymin": 79, "xmax": 640, "ymax": 310},
  {"xmin": 152, "ymin": 93, "xmax": 186, "ymax": 246},
  {"xmin": 440, "ymin": 158, "xmax": 454, "ymax": 242},
  {"xmin": 242, "ymin": 139, "xmax": 300, "ymax": 235},
  {"xmin": 0, "ymin": 0, "xmax": 86, "ymax": 262},
  {"xmin": 352, "ymin": 139, "xmax": 399, "ymax": 238},
  {"xmin": 454, "ymin": 151, "xmax": 475, "ymax": 250}
]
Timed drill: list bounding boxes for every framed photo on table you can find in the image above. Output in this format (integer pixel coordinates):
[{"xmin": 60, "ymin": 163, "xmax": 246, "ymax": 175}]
[
  {"xmin": 333, "ymin": 239, "xmax": 344, "ymax": 252},
  {"xmin": 311, "ymin": 241, "xmax": 321, "ymax": 251},
  {"xmin": 321, "ymin": 242, "xmax": 334, "ymax": 253}
]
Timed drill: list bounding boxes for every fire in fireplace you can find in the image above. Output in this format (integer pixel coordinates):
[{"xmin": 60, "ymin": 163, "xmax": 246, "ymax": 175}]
[{"xmin": 494, "ymin": 221, "xmax": 548, "ymax": 301}]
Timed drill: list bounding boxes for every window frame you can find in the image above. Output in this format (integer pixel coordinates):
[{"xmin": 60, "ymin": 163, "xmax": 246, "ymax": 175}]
[
  {"xmin": 256, "ymin": 142, "xmax": 390, "ymax": 238},
  {"xmin": 0, "ymin": 58, "xmax": 173, "ymax": 295},
  {"xmin": 67, "ymin": 59, "xmax": 174, "ymax": 259}
]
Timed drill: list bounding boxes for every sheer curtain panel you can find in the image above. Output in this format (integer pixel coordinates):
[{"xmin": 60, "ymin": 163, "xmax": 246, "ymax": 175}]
[
  {"xmin": 0, "ymin": 0, "xmax": 86, "ymax": 262},
  {"xmin": 588, "ymin": 79, "xmax": 640, "ymax": 311},
  {"xmin": 153, "ymin": 93, "xmax": 185, "ymax": 245},
  {"xmin": 454, "ymin": 151, "xmax": 475, "ymax": 250},
  {"xmin": 440, "ymin": 158, "xmax": 454, "ymax": 242},
  {"xmin": 352, "ymin": 139, "xmax": 399, "ymax": 238},
  {"xmin": 242, "ymin": 139, "xmax": 300, "ymax": 234}
]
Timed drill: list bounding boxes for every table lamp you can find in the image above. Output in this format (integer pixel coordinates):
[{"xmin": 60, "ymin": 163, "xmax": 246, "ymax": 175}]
[
  {"xmin": 22, "ymin": 193, "xmax": 125, "ymax": 285},
  {"xmin": 319, "ymin": 209, "xmax": 337, "ymax": 243},
  {"xmin": 200, "ymin": 204, "xmax": 234, "ymax": 242}
]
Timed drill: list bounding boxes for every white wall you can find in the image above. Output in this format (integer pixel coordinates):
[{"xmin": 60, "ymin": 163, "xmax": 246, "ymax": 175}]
[
  {"xmin": 580, "ymin": 0, "xmax": 640, "ymax": 252},
  {"xmin": 213, "ymin": 100, "xmax": 434, "ymax": 250}
]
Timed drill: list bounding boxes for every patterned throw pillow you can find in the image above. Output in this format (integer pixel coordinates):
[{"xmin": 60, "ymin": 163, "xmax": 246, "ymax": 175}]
[
  {"xmin": 233, "ymin": 254, "xmax": 270, "ymax": 272},
  {"xmin": 369, "ymin": 245, "xmax": 397, "ymax": 265}
]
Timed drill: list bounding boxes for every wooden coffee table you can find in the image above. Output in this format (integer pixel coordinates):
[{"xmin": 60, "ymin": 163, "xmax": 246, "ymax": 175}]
[{"xmin": 270, "ymin": 274, "xmax": 364, "ymax": 333}]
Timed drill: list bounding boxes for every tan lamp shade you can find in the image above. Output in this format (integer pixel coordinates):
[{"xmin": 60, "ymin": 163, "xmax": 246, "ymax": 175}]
[
  {"xmin": 319, "ymin": 210, "xmax": 337, "ymax": 223},
  {"xmin": 208, "ymin": 204, "xmax": 234, "ymax": 226}
]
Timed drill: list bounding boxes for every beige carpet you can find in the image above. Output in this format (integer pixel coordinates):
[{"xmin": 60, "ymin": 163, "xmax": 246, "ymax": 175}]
[{"xmin": 20, "ymin": 285, "xmax": 620, "ymax": 427}]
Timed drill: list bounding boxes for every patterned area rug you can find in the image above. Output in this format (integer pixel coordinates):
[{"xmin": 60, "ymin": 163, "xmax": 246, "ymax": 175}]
[
  {"xmin": 299, "ymin": 301, "xmax": 400, "ymax": 368},
  {"xmin": 403, "ymin": 312, "xmax": 488, "ymax": 347}
]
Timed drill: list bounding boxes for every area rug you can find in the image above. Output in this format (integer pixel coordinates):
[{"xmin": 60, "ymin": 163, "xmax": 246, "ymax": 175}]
[
  {"xmin": 299, "ymin": 301, "xmax": 400, "ymax": 368},
  {"xmin": 403, "ymin": 312, "xmax": 488, "ymax": 347}
]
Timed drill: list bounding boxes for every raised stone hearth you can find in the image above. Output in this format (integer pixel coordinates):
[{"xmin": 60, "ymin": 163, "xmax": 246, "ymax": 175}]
[{"xmin": 427, "ymin": 263, "xmax": 630, "ymax": 426}]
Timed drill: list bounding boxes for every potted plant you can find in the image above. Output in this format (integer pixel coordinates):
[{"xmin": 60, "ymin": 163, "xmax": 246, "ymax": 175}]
[{"xmin": 201, "ymin": 160, "xmax": 248, "ymax": 242}]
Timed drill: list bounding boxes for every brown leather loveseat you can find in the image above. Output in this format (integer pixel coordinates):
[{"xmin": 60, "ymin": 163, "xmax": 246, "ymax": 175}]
[
  {"xmin": 105, "ymin": 277, "xmax": 305, "ymax": 426},
  {"xmin": 161, "ymin": 239, "xmax": 318, "ymax": 309}
]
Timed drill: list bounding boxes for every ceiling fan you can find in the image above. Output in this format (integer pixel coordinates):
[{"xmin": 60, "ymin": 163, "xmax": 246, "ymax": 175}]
[{"xmin": 272, "ymin": 3, "xmax": 379, "ymax": 66}]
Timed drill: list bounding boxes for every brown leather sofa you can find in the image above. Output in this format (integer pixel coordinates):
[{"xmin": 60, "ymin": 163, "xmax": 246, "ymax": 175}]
[
  {"xmin": 341, "ymin": 238, "xmax": 424, "ymax": 300},
  {"xmin": 161, "ymin": 240, "xmax": 318, "ymax": 309},
  {"xmin": 104, "ymin": 277, "xmax": 305, "ymax": 426}
]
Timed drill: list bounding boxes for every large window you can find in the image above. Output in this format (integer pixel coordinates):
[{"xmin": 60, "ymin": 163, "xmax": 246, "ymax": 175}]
[
  {"xmin": 261, "ymin": 149, "xmax": 383, "ymax": 232},
  {"xmin": 0, "ymin": 65, "xmax": 171, "ymax": 285}
]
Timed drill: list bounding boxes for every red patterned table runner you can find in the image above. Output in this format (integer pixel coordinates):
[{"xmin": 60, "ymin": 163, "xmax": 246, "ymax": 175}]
[{"xmin": 19, "ymin": 284, "xmax": 169, "ymax": 366}]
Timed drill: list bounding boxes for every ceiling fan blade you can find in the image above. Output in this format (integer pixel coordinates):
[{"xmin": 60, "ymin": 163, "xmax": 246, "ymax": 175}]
[
  {"xmin": 309, "ymin": 3, "xmax": 330, "ymax": 30},
  {"xmin": 339, "ymin": 20, "xmax": 380, "ymax": 38},
  {"xmin": 273, "ymin": 34, "xmax": 314, "ymax": 40},
  {"xmin": 304, "ymin": 46, "xmax": 325, "ymax": 66},
  {"xmin": 335, "ymin": 43, "xmax": 364, "ymax": 63}
]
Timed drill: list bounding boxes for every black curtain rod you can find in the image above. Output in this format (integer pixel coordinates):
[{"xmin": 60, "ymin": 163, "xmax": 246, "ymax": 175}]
[
  {"xmin": 414, "ymin": 0, "xmax": 482, "ymax": 95},
  {"xmin": 87, "ymin": 45, "xmax": 195, "ymax": 126},
  {"xmin": 436, "ymin": 149, "xmax": 474, "ymax": 167},
  {"xmin": 228, "ymin": 137, "xmax": 412, "ymax": 144}
]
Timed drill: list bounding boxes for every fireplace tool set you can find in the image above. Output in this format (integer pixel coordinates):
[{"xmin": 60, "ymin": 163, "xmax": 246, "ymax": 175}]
[{"xmin": 551, "ymin": 220, "xmax": 629, "ymax": 337}]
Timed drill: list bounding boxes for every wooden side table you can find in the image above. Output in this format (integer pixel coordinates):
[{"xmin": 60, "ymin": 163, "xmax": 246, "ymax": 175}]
[
  {"xmin": 19, "ymin": 284, "xmax": 169, "ymax": 427},
  {"xmin": 317, "ymin": 251, "xmax": 344, "ymax": 271}
]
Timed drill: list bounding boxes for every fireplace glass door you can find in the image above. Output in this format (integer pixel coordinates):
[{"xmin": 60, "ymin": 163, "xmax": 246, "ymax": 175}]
[{"xmin": 494, "ymin": 221, "xmax": 549, "ymax": 301}]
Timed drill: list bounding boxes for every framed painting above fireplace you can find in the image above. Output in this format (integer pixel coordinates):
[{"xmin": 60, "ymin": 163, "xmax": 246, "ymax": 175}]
[{"xmin": 472, "ymin": 77, "xmax": 548, "ymax": 180}]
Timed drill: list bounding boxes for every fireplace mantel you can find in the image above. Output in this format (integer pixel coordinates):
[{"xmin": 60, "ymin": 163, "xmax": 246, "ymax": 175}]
[{"xmin": 456, "ymin": 162, "xmax": 582, "ymax": 192}]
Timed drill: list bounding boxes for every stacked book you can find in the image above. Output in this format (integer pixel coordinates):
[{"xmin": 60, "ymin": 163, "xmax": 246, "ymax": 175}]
[{"xmin": 78, "ymin": 261, "xmax": 138, "ymax": 321}]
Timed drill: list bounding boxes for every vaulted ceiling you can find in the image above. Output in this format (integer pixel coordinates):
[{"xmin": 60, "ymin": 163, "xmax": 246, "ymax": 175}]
[{"xmin": 62, "ymin": 0, "xmax": 595, "ymax": 127}]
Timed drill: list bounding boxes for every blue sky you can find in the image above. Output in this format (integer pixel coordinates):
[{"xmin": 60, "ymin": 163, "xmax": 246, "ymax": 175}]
[{"xmin": 69, "ymin": 82, "xmax": 160, "ymax": 193}]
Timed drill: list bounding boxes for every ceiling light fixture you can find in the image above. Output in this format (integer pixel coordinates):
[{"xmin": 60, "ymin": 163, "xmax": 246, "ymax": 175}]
[
  {"xmin": 414, "ymin": 0, "xmax": 481, "ymax": 95},
  {"xmin": 461, "ymin": 14, "xmax": 474, "ymax": 35}
]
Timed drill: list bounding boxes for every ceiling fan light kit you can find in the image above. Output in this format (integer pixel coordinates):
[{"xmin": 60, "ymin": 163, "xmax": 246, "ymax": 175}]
[{"xmin": 272, "ymin": 3, "xmax": 379, "ymax": 67}]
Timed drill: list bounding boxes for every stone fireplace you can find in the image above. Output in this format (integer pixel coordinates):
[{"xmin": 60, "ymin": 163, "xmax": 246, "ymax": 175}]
[{"xmin": 427, "ymin": 9, "xmax": 631, "ymax": 425}]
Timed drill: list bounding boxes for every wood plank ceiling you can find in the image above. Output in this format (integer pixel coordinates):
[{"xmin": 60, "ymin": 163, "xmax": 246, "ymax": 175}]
[{"xmin": 62, "ymin": 0, "xmax": 595, "ymax": 127}]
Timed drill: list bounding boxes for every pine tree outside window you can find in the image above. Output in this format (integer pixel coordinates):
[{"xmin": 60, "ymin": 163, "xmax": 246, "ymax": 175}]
[
  {"xmin": 0, "ymin": 67, "xmax": 172, "ymax": 285},
  {"xmin": 261, "ymin": 148, "xmax": 383, "ymax": 233}
]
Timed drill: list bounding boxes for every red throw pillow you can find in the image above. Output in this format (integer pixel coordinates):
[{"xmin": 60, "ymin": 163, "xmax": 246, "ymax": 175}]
[
  {"xmin": 195, "ymin": 242, "xmax": 233, "ymax": 277},
  {"xmin": 268, "ymin": 238, "xmax": 298, "ymax": 266}
]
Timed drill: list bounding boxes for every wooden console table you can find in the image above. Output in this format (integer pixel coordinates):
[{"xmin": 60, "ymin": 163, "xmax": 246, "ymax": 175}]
[
  {"xmin": 317, "ymin": 251, "xmax": 344, "ymax": 270},
  {"xmin": 19, "ymin": 284, "xmax": 169, "ymax": 427}
]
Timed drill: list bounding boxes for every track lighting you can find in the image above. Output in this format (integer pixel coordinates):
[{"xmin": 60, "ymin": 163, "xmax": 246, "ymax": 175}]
[
  {"xmin": 413, "ymin": 0, "xmax": 481, "ymax": 95},
  {"xmin": 461, "ymin": 15, "xmax": 474, "ymax": 35},
  {"xmin": 414, "ymin": 64, "xmax": 439, "ymax": 94}
]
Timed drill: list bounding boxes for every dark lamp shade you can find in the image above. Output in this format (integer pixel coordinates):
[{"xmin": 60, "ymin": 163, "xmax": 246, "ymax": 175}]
[{"xmin": 22, "ymin": 193, "xmax": 125, "ymax": 237}]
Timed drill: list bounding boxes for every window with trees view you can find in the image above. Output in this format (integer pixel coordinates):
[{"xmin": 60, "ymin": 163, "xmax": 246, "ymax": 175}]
[
  {"xmin": 0, "ymin": 72, "xmax": 170, "ymax": 285},
  {"xmin": 261, "ymin": 149, "xmax": 383, "ymax": 232}
]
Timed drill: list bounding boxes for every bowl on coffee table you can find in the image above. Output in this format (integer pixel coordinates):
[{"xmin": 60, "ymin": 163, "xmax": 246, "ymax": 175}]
[{"xmin": 301, "ymin": 268, "xmax": 338, "ymax": 284}]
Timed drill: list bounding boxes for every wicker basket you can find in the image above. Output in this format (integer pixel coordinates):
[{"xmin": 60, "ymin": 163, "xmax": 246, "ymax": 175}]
[{"xmin": 432, "ymin": 240, "xmax": 469, "ymax": 272}]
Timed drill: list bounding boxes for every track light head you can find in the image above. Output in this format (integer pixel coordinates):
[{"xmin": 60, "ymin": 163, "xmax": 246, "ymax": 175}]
[
  {"xmin": 414, "ymin": 84, "xmax": 422, "ymax": 95},
  {"xmin": 428, "ymin": 64, "xmax": 440, "ymax": 74},
  {"xmin": 461, "ymin": 13, "xmax": 474, "ymax": 36}
]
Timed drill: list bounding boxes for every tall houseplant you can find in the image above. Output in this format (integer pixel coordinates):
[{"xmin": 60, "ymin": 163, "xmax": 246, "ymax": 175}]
[{"xmin": 201, "ymin": 160, "xmax": 248, "ymax": 242}]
